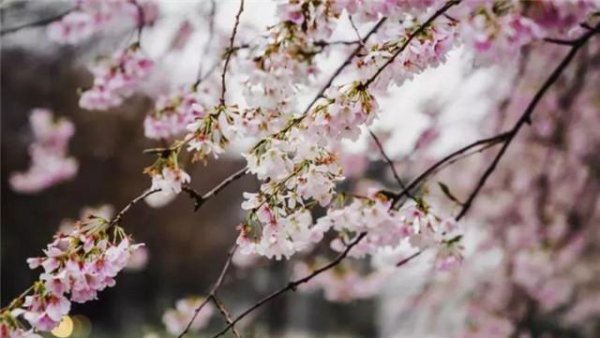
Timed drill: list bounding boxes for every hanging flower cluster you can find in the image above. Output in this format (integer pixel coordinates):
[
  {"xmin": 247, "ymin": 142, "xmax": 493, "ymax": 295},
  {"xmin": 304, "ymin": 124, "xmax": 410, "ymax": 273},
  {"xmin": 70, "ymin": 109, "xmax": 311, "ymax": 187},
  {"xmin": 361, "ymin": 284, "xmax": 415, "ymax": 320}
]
[
  {"xmin": 144, "ymin": 86, "xmax": 205, "ymax": 140},
  {"xmin": 355, "ymin": 11, "xmax": 457, "ymax": 89},
  {"xmin": 9, "ymin": 109, "xmax": 78, "ymax": 194},
  {"xmin": 79, "ymin": 44, "xmax": 154, "ymax": 111},
  {"xmin": 47, "ymin": 0, "xmax": 158, "ymax": 45},
  {"xmin": 0, "ymin": 216, "xmax": 143, "ymax": 336}
]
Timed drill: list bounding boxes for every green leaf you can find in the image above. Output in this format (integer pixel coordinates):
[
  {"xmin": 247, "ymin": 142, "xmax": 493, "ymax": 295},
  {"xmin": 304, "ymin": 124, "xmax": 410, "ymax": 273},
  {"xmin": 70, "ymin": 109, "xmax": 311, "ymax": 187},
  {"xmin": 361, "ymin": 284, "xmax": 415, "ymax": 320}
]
[{"xmin": 437, "ymin": 182, "xmax": 464, "ymax": 206}]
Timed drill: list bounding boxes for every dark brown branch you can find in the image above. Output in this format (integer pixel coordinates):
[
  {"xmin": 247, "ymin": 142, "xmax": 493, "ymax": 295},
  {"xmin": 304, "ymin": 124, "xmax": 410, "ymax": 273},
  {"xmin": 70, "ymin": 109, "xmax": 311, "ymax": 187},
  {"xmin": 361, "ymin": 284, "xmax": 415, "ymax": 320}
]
[
  {"xmin": 182, "ymin": 166, "xmax": 248, "ymax": 211},
  {"xmin": 0, "ymin": 8, "xmax": 73, "ymax": 36},
  {"xmin": 211, "ymin": 295, "xmax": 242, "ymax": 338},
  {"xmin": 129, "ymin": 0, "xmax": 145, "ymax": 43},
  {"xmin": 360, "ymin": 0, "xmax": 460, "ymax": 89},
  {"xmin": 456, "ymin": 23, "xmax": 600, "ymax": 221},
  {"xmin": 177, "ymin": 244, "xmax": 238, "ymax": 338},
  {"xmin": 543, "ymin": 37, "xmax": 578, "ymax": 46},
  {"xmin": 368, "ymin": 129, "xmax": 416, "ymax": 201},
  {"xmin": 110, "ymin": 188, "xmax": 160, "ymax": 226},
  {"xmin": 209, "ymin": 233, "xmax": 367, "ymax": 338},
  {"xmin": 391, "ymin": 132, "xmax": 511, "ymax": 207},
  {"xmin": 220, "ymin": 0, "xmax": 245, "ymax": 105},
  {"xmin": 396, "ymin": 250, "xmax": 423, "ymax": 267}
]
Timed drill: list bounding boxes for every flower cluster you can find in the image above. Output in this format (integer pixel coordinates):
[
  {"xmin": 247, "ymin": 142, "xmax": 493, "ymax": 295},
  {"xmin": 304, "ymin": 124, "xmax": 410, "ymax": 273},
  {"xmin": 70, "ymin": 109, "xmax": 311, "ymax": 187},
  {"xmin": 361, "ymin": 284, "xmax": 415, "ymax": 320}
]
[
  {"xmin": 236, "ymin": 0, "xmax": 344, "ymax": 129},
  {"xmin": 0, "ymin": 217, "xmax": 143, "ymax": 335},
  {"xmin": 319, "ymin": 193, "xmax": 462, "ymax": 265},
  {"xmin": 307, "ymin": 83, "xmax": 379, "ymax": 141},
  {"xmin": 355, "ymin": 11, "xmax": 457, "ymax": 90},
  {"xmin": 456, "ymin": 2, "xmax": 544, "ymax": 64},
  {"xmin": 47, "ymin": 0, "xmax": 159, "ymax": 45},
  {"xmin": 237, "ymin": 136, "xmax": 344, "ymax": 259},
  {"xmin": 162, "ymin": 297, "xmax": 214, "ymax": 336},
  {"xmin": 144, "ymin": 86, "xmax": 206, "ymax": 140},
  {"xmin": 9, "ymin": 109, "xmax": 78, "ymax": 194},
  {"xmin": 184, "ymin": 105, "xmax": 239, "ymax": 162},
  {"xmin": 79, "ymin": 45, "xmax": 154, "ymax": 111}
]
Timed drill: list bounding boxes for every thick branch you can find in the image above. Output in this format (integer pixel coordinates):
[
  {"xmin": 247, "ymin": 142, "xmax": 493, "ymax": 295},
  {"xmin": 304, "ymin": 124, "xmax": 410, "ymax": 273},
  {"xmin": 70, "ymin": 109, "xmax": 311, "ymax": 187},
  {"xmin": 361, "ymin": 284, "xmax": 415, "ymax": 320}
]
[{"xmin": 456, "ymin": 23, "xmax": 600, "ymax": 221}]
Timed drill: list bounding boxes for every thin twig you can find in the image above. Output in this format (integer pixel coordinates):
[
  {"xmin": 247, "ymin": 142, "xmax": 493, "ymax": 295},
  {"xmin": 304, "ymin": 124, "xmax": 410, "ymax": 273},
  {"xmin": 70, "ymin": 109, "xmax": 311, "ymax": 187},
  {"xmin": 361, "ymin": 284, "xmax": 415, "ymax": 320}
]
[
  {"xmin": 348, "ymin": 15, "xmax": 364, "ymax": 48},
  {"xmin": 177, "ymin": 244, "xmax": 238, "ymax": 338},
  {"xmin": 182, "ymin": 166, "xmax": 248, "ymax": 211},
  {"xmin": 543, "ymin": 37, "xmax": 577, "ymax": 46},
  {"xmin": 220, "ymin": 0, "xmax": 245, "ymax": 105},
  {"xmin": 129, "ymin": 0, "xmax": 145, "ymax": 43},
  {"xmin": 211, "ymin": 295, "xmax": 242, "ymax": 338},
  {"xmin": 368, "ymin": 129, "xmax": 416, "ymax": 201},
  {"xmin": 396, "ymin": 250, "xmax": 423, "ymax": 267},
  {"xmin": 110, "ymin": 188, "xmax": 160, "ymax": 226},
  {"xmin": 209, "ymin": 233, "xmax": 367, "ymax": 338},
  {"xmin": 456, "ymin": 23, "xmax": 600, "ymax": 221},
  {"xmin": 391, "ymin": 132, "xmax": 511, "ymax": 207}
]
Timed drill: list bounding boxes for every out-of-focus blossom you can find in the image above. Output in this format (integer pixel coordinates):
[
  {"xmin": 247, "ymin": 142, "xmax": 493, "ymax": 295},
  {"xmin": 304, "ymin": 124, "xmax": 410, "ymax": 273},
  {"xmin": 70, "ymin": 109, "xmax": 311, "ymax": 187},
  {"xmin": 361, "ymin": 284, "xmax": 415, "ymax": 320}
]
[
  {"xmin": 47, "ymin": 0, "xmax": 159, "ymax": 45},
  {"xmin": 79, "ymin": 46, "xmax": 153, "ymax": 111},
  {"xmin": 162, "ymin": 297, "xmax": 213, "ymax": 335},
  {"xmin": 10, "ymin": 109, "xmax": 77, "ymax": 194}
]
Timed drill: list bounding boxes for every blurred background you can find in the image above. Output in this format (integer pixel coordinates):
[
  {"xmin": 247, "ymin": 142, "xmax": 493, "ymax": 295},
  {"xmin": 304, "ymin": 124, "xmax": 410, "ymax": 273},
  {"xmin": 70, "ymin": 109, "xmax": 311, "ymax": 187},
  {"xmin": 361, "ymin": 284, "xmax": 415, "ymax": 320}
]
[{"xmin": 4, "ymin": 1, "xmax": 599, "ymax": 338}]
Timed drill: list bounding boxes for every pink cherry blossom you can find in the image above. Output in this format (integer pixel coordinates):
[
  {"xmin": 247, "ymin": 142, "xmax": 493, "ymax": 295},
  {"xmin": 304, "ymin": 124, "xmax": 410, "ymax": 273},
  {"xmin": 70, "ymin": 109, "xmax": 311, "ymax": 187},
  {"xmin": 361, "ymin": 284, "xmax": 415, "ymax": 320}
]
[
  {"xmin": 162, "ymin": 297, "xmax": 214, "ymax": 335},
  {"xmin": 9, "ymin": 109, "xmax": 77, "ymax": 194}
]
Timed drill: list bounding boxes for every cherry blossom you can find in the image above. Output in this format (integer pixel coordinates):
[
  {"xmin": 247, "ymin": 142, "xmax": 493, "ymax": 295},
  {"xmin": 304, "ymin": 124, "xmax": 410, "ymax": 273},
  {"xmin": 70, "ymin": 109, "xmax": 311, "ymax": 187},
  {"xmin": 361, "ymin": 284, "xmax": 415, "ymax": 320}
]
[
  {"xmin": 162, "ymin": 297, "xmax": 214, "ymax": 336},
  {"xmin": 9, "ymin": 109, "xmax": 77, "ymax": 194},
  {"xmin": 79, "ymin": 45, "xmax": 154, "ymax": 111},
  {"xmin": 47, "ymin": 0, "xmax": 159, "ymax": 45}
]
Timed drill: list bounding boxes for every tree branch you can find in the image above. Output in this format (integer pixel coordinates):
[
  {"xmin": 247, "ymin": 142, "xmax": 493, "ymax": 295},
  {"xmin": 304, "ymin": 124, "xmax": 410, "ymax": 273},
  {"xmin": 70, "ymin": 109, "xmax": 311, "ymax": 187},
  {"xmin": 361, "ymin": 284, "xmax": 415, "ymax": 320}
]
[
  {"xmin": 391, "ymin": 132, "xmax": 511, "ymax": 207},
  {"xmin": 456, "ymin": 23, "xmax": 600, "ymax": 221},
  {"xmin": 211, "ymin": 294, "xmax": 242, "ymax": 338},
  {"xmin": 220, "ymin": 0, "xmax": 245, "ymax": 106},
  {"xmin": 110, "ymin": 188, "xmax": 160, "ymax": 226},
  {"xmin": 182, "ymin": 166, "xmax": 248, "ymax": 211},
  {"xmin": 368, "ymin": 129, "xmax": 416, "ymax": 201},
  {"xmin": 176, "ymin": 244, "xmax": 238, "ymax": 338},
  {"xmin": 209, "ymin": 233, "xmax": 367, "ymax": 338}
]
